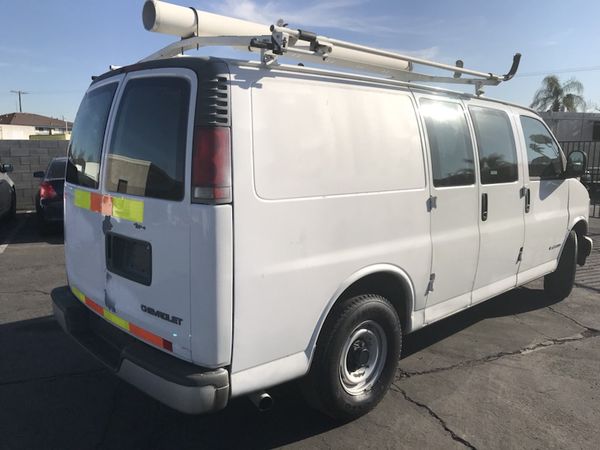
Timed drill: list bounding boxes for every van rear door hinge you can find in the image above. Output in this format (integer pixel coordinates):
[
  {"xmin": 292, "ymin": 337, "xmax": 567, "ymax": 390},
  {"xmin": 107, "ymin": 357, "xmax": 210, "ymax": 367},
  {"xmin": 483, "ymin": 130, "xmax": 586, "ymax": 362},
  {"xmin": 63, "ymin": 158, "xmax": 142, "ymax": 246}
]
[
  {"xmin": 517, "ymin": 247, "xmax": 523, "ymax": 263},
  {"xmin": 426, "ymin": 273, "xmax": 436, "ymax": 294}
]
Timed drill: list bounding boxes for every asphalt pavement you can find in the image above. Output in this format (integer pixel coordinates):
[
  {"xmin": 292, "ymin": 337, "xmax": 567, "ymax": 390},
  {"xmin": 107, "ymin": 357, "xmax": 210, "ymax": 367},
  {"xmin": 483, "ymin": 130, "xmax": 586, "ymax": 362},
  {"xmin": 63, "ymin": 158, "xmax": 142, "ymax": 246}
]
[{"xmin": 0, "ymin": 212, "xmax": 599, "ymax": 449}]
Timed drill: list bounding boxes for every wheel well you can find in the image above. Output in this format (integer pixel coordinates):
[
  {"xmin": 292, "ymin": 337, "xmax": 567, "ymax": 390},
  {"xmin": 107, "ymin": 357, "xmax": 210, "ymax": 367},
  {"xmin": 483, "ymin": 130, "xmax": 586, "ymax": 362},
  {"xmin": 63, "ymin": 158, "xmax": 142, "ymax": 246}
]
[
  {"xmin": 572, "ymin": 220, "xmax": 587, "ymax": 238},
  {"xmin": 336, "ymin": 271, "xmax": 411, "ymax": 332}
]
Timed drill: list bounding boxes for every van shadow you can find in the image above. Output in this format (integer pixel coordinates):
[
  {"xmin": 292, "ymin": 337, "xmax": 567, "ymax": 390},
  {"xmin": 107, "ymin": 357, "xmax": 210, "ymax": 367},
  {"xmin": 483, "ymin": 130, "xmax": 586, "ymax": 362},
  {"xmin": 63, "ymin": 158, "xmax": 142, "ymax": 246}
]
[
  {"xmin": 402, "ymin": 285, "xmax": 560, "ymax": 358},
  {"xmin": 538, "ymin": 178, "xmax": 564, "ymax": 201},
  {"xmin": 0, "ymin": 212, "xmax": 63, "ymax": 246}
]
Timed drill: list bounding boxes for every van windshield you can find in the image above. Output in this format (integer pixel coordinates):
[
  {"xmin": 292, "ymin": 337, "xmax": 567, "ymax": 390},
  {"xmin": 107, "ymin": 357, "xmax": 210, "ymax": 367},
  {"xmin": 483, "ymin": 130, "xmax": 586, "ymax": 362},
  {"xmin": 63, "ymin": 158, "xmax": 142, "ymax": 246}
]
[
  {"xmin": 66, "ymin": 83, "xmax": 118, "ymax": 189},
  {"xmin": 105, "ymin": 77, "xmax": 190, "ymax": 201}
]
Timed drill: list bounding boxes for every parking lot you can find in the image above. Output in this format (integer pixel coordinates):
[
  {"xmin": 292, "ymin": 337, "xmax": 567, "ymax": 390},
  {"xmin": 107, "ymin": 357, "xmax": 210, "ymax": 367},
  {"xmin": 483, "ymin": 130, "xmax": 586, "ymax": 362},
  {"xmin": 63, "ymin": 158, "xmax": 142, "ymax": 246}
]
[{"xmin": 1, "ymin": 212, "xmax": 599, "ymax": 450}]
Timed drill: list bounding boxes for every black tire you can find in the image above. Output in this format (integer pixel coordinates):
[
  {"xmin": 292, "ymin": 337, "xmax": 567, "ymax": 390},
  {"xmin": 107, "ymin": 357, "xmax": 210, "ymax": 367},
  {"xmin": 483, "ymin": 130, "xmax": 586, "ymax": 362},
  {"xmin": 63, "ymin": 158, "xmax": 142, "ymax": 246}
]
[
  {"xmin": 303, "ymin": 294, "xmax": 402, "ymax": 421},
  {"xmin": 36, "ymin": 213, "xmax": 50, "ymax": 236},
  {"xmin": 2, "ymin": 189, "xmax": 16, "ymax": 222},
  {"xmin": 8, "ymin": 190, "xmax": 16, "ymax": 220},
  {"xmin": 544, "ymin": 231, "xmax": 578, "ymax": 301}
]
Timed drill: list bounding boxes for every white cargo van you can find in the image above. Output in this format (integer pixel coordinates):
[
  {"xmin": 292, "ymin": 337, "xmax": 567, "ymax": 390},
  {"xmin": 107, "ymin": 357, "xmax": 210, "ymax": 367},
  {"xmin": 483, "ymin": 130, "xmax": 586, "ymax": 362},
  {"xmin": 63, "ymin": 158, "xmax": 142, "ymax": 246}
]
[{"xmin": 52, "ymin": 0, "xmax": 593, "ymax": 420}]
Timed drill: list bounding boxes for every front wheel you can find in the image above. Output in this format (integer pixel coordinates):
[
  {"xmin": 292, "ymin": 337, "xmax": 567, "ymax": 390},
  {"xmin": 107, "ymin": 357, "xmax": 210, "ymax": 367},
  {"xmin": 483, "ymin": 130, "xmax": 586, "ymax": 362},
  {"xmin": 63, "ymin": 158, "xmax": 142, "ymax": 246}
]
[
  {"xmin": 303, "ymin": 294, "xmax": 402, "ymax": 421},
  {"xmin": 544, "ymin": 231, "xmax": 578, "ymax": 301}
]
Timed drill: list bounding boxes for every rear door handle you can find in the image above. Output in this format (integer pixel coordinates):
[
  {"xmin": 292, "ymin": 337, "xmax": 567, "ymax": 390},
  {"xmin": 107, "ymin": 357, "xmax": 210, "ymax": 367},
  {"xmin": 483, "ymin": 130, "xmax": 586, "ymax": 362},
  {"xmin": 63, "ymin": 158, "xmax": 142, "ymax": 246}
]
[
  {"xmin": 524, "ymin": 187, "xmax": 531, "ymax": 213},
  {"xmin": 481, "ymin": 193, "xmax": 488, "ymax": 221}
]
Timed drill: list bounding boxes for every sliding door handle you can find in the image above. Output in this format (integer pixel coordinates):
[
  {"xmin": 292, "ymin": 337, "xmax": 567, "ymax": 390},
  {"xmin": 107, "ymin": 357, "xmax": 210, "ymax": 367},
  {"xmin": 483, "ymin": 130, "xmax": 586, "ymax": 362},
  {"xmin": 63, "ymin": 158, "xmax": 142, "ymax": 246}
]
[{"xmin": 481, "ymin": 193, "xmax": 488, "ymax": 221}]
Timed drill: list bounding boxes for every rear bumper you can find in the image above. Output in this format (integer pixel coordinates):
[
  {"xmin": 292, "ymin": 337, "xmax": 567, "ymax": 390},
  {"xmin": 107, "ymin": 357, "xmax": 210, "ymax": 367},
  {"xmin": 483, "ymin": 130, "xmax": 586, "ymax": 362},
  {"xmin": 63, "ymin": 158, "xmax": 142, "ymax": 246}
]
[
  {"xmin": 51, "ymin": 286, "xmax": 229, "ymax": 414},
  {"xmin": 38, "ymin": 200, "xmax": 63, "ymax": 222}
]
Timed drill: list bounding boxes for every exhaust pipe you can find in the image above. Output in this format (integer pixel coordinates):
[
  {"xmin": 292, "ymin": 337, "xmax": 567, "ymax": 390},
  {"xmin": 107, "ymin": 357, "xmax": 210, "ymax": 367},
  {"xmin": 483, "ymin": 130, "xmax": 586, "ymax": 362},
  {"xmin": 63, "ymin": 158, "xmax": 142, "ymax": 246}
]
[
  {"xmin": 142, "ymin": 0, "xmax": 270, "ymax": 38},
  {"xmin": 248, "ymin": 391, "xmax": 274, "ymax": 412}
]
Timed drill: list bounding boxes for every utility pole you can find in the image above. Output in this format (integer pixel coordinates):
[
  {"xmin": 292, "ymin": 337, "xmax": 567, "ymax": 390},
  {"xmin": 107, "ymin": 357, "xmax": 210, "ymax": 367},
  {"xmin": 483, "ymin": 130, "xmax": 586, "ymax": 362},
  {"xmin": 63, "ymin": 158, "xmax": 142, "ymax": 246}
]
[{"xmin": 10, "ymin": 90, "xmax": 29, "ymax": 113}]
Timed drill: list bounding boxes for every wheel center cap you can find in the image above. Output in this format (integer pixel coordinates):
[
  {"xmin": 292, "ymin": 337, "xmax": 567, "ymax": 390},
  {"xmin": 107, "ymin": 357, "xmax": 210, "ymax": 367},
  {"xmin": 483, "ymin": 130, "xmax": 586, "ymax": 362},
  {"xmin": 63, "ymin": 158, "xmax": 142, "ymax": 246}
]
[{"xmin": 349, "ymin": 340, "xmax": 370, "ymax": 371}]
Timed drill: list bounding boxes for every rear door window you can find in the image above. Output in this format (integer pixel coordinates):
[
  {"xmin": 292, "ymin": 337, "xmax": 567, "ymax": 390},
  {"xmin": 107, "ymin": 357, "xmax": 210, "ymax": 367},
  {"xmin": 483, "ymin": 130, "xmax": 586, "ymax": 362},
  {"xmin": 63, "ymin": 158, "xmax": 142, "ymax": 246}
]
[
  {"xmin": 105, "ymin": 77, "xmax": 190, "ymax": 201},
  {"xmin": 469, "ymin": 106, "xmax": 519, "ymax": 184},
  {"xmin": 66, "ymin": 83, "xmax": 118, "ymax": 189}
]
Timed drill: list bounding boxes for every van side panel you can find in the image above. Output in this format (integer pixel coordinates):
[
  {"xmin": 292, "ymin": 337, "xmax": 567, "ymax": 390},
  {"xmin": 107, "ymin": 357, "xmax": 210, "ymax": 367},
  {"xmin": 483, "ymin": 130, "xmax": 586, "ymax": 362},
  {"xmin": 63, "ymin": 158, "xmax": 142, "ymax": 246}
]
[{"xmin": 229, "ymin": 68, "xmax": 431, "ymax": 393}]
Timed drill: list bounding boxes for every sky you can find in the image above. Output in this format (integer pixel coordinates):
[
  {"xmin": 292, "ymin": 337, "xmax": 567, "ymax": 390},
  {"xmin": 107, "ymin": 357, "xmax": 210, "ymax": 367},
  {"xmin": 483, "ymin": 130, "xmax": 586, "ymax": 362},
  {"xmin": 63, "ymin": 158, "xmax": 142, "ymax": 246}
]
[{"xmin": 1, "ymin": 0, "xmax": 599, "ymax": 121}]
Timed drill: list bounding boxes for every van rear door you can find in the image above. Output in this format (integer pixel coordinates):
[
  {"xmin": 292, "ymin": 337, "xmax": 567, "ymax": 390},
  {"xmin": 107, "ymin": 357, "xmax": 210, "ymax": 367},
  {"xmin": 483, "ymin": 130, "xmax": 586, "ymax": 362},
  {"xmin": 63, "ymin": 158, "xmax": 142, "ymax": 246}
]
[
  {"xmin": 65, "ymin": 77, "xmax": 122, "ymax": 311},
  {"xmin": 100, "ymin": 68, "xmax": 196, "ymax": 360}
]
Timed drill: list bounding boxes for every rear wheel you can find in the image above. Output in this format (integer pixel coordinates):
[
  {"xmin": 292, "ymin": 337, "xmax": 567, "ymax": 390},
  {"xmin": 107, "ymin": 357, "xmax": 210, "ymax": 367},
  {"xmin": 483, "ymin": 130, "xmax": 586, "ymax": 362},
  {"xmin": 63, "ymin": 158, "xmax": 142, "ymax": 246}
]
[
  {"xmin": 3, "ymin": 190, "xmax": 16, "ymax": 222},
  {"xmin": 544, "ymin": 231, "xmax": 577, "ymax": 301},
  {"xmin": 303, "ymin": 294, "xmax": 402, "ymax": 421}
]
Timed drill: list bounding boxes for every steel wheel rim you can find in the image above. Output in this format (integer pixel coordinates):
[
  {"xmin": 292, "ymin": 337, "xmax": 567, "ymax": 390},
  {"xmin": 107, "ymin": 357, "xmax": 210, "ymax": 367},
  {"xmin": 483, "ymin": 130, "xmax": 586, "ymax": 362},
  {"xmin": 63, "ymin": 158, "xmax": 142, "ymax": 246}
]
[{"xmin": 339, "ymin": 320, "xmax": 387, "ymax": 396}]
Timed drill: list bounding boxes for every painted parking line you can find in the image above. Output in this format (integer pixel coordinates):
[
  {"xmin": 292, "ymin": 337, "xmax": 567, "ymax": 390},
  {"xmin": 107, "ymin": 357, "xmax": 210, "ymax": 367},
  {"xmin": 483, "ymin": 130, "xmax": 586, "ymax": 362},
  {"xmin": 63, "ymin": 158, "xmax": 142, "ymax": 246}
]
[{"xmin": 0, "ymin": 215, "xmax": 29, "ymax": 254}]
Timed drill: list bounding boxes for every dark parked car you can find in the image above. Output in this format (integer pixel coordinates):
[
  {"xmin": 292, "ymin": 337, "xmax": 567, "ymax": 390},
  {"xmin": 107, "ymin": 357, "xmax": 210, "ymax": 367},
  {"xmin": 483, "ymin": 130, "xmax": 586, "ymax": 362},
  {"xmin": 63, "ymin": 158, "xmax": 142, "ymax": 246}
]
[
  {"xmin": 34, "ymin": 157, "xmax": 66, "ymax": 231},
  {"xmin": 582, "ymin": 164, "xmax": 599, "ymax": 198},
  {"xmin": 0, "ymin": 161, "xmax": 16, "ymax": 222}
]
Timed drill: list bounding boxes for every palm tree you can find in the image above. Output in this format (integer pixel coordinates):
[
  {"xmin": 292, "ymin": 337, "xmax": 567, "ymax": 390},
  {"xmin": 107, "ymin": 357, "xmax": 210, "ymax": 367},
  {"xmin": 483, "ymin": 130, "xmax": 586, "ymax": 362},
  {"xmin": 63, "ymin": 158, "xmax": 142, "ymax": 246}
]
[{"xmin": 530, "ymin": 75, "xmax": 586, "ymax": 112}]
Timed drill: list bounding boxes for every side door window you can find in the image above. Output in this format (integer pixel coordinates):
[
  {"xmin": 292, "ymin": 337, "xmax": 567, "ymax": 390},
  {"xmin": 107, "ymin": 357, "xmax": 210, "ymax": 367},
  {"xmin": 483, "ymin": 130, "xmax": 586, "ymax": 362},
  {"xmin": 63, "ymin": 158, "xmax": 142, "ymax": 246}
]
[
  {"xmin": 520, "ymin": 116, "xmax": 564, "ymax": 179},
  {"xmin": 469, "ymin": 106, "xmax": 518, "ymax": 184},
  {"xmin": 420, "ymin": 98, "xmax": 475, "ymax": 187}
]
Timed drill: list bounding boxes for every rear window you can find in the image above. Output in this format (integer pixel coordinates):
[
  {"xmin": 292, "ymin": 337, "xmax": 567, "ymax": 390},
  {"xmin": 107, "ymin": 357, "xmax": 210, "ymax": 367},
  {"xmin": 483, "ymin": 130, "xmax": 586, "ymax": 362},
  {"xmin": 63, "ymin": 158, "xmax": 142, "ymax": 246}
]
[
  {"xmin": 66, "ymin": 83, "xmax": 118, "ymax": 189},
  {"xmin": 46, "ymin": 159, "xmax": 67, "ymax": 179},
  {"xmin": 105, "ymin": 77, "xmax": 190, "ymax": 201}
]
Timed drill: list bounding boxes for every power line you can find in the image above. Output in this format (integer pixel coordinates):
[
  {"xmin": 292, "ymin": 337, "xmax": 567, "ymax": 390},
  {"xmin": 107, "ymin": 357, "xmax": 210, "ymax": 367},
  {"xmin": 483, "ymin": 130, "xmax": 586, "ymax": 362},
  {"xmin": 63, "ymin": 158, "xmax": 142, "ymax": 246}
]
[
  {"xmin": 10, "ymin": 90, "xmax": 29, "ymax": 112},
  {"xmin": 516, "ymin": 65, "xmax": 600, "ymax": 78}
]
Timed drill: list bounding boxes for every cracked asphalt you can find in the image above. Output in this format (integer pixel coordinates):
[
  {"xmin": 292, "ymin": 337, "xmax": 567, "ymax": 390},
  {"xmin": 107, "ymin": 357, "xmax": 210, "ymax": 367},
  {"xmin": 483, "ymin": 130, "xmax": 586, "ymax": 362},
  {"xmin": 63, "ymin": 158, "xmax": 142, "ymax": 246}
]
[{"xmin": 1, "ymin": 212, "xmax": 599, "ymax": 450}]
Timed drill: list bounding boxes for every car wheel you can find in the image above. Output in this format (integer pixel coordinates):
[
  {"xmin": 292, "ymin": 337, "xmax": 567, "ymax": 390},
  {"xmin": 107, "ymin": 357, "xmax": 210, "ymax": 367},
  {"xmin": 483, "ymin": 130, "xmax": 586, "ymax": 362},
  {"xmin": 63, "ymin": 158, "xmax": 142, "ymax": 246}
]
[
  {"xmin": 37, "ymin": 214, "xmax": 50, "ymax": 235},
  {"xmin": 303, "ymin": 294, "xmax": 402, "ymax": 421},
  {"xmin": 7, "ymin": 189, "xmax": 16, "ymax": 221},
  {"xmin": 544, "ymin": 230, "xmax": 577, "ymax": 301}
]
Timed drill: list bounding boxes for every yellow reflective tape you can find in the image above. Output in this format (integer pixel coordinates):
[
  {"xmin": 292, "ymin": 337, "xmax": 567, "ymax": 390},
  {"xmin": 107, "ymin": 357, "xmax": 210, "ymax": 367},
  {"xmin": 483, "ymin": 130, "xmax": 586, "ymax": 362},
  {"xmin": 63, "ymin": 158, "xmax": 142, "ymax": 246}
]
[
  {"xmin": 111, "ymin": 196, "xmax": 144, "ymax": 223},
  {"xmin": 103, "ymin": 310, "xmax": 130, "ymax": 331},
  {"xmin": 70, "ymin": 286, "xmax": 85, "ymax": 302},
  {"xmin": 73, "ymin": 190, "xmax": 91, "ymax": 210}
]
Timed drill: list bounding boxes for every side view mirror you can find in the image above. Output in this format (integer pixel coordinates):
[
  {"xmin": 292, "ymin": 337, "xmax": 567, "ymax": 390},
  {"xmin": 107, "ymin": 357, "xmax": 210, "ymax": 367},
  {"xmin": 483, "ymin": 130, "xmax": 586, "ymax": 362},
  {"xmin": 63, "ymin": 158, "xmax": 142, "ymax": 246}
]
[
  {"xmin": 0, "ymin": 163, "xmax": 14, "ymax": 173},
  {"xmin": 33, "ymin": 171, "xmax": 45, "ymax": 178},
  {"xmin": 566, "ymin": 151, "xmax": 587, "ymax": 178}
]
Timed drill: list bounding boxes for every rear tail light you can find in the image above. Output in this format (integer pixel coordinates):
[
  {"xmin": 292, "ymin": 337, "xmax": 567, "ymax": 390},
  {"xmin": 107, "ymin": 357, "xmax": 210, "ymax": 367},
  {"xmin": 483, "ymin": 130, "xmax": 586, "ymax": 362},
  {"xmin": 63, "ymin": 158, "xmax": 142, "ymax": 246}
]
[
  {"xmin": 192, "ymin": 126, "xmax": 232, "ymax": 204},
  {"xmin": 40, "ymin": 181, "xmax": 57, "ymax": 200}
]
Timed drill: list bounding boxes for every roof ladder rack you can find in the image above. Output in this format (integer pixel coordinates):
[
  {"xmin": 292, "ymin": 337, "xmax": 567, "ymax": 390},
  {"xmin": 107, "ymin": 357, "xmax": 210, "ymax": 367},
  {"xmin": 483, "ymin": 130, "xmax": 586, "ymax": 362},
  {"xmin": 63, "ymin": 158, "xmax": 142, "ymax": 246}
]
[{"xmin": 140, "ymin": 0, "xmax": 521, "ymax": 96}]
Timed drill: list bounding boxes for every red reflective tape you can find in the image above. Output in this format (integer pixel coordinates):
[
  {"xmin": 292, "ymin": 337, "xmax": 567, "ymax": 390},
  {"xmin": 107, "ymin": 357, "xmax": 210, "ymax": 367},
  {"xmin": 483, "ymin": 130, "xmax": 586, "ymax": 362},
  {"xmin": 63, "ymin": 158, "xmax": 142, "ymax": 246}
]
[
  {"xmin": 101, "ymin": 195, "xmax": 113, "ymax": 216},
  {"xmin": 73, "ymin": 285, "xmax": 172, "ymax": 352},
  {"xmin": 85, "ymin": 297, "xmax": 104, "ymax": 316},
  {"xmin": 89, "ymin": 193, "xmax": 103, "ymax": 213},
  {"xmin": 129, "ymin": 323, "xmax": 169, "ymax": 350}
]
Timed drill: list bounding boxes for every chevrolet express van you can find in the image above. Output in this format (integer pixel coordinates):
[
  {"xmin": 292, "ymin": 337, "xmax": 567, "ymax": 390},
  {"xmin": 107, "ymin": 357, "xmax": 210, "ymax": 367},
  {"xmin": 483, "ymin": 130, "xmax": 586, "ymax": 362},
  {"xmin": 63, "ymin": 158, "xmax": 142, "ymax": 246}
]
[{"xmin": 51, "ymin": 1, "xmax": 594, "ymax": 421}]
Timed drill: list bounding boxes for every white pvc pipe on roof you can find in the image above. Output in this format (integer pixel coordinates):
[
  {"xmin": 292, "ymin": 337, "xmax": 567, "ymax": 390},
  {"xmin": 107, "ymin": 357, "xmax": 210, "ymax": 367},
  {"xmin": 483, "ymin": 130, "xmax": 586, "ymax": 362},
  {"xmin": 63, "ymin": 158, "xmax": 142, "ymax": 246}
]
[{"xmin": 142, "ymin": 0, "xmax": 270, "ymax": 38}]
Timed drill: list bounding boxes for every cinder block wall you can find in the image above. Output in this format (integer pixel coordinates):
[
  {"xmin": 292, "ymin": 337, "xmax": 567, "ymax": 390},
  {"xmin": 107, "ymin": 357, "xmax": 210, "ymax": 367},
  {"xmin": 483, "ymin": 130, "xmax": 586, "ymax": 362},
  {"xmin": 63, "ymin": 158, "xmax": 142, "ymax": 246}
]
[{"xmin": 0, "ymin": 140, "xmax": 69, "ymax": 210}]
